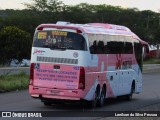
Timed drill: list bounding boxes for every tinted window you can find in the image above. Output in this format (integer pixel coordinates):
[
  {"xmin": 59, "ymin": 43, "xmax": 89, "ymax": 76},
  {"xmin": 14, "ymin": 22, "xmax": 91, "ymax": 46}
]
[
  {"xmin": 33, "ymin": 31, "xmax": 87, "ymax": 51},
  {"xmin": 106, "ymin": 42, "xmax": 125, "ymax": 54},
  {"xmin": 90, "ymin": 35, "xmax": 133, "ymax": 54},
  {"xmin": 134, "ymin": 42, "xmax": 142, "ymax": 71},
  {"xmin": 90, "ymin": 41, "xmax": 126, "ymax": 54},
  {"xmin": 125, "ymin": 42, "xmax": 133, "ymax": 54}
]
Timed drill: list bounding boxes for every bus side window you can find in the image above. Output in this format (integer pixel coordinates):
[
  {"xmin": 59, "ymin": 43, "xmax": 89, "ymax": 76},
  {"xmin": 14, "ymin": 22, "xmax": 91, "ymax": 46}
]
[
  {"xmin": 106, "ymin": 42, "xmax": 112, "ymax": 54},
  {"xmin": 134, "ymin": 42, "xmax": 142, "ymax": 71},
  {"xmin": 90, "ymin": 40, "xmax": 97, "ymax": 54},
  {"xmin": 97, "ymin": 41, "xmax": 104, "ymax": 54},
  {"xmin": 104, "ymin": 44, "xmax": 109, "ymax": 54},
  {"xmin": 125, "ymin": 42, "xmax": 133, "ymax": 54},
  {"xmin": 106, "ymin": 41, "xmax": 125, "ymax": 54},
  {"xmin": 107, "ymin": 42, "xmax": 117, "ymax": 54}
]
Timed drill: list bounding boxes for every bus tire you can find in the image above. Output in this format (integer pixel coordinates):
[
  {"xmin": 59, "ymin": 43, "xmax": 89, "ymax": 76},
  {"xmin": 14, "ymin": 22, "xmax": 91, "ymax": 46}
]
[
  {"xmin": 126, "ymin": 82, "xmax": 134, "ymax": 100},
  {"xmin": 88, "ymin": 89, "xmax": 99, "ymax": 108},
  {"xmin": 99, "ymin": 87, "xmax": 106, "ymax": 107},
  {"xmin": 43, "ymin": 102, "xmax": 52, "ymax": 106}
]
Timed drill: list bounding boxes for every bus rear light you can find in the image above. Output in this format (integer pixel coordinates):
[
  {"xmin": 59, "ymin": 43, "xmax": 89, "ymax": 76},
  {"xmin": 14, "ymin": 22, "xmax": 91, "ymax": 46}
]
[
  {"xmin": 29, "ymin": 63, "xmax": 34, "ymax": 85},
  {"xmin": 76, "ymin": 30, "xmax": 82, "ymax": 33},
  {"xmin": 37, "ymin": 27, "xmax": 43, "ymax": 31},
  {"xmin": 78, "ymin": 67, "xmax": 85, "ymax": 89}
]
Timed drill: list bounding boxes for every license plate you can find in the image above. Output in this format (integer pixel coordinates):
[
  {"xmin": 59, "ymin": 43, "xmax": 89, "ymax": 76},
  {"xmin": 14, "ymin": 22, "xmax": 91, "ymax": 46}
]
[{"xmin": 47, "ymin": 90, "xmax": 64, "ymax": 95}]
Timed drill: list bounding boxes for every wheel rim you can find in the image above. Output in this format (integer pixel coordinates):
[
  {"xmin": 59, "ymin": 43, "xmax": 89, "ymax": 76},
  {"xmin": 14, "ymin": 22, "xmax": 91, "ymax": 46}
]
[
  {"xmin": 128, "ymin": 85, "xmax": 134, "ymax": 100},
  {"xmin": 92, "ymin": 91, "xmax": 98, "ymax": 108},
  {"xmin": 100, "ymin": 89, "xmax": 105, "ymax": 106}
]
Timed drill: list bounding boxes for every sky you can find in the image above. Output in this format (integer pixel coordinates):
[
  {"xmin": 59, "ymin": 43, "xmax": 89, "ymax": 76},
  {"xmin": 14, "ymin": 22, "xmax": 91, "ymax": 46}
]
[{"xmin": 0, "ymin": 0, "xmax": 159, "ymax": 12}]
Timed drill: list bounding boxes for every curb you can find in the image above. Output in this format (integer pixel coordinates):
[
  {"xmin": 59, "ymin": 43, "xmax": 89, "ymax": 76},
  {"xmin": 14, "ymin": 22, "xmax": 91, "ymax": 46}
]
[
  {"xmin": 143, "ymin": 68, "xmax": 160, "ymax": 74},
  {"xmin": 143, "ymin": 64, "xmax": 160, "ymax": 73}
]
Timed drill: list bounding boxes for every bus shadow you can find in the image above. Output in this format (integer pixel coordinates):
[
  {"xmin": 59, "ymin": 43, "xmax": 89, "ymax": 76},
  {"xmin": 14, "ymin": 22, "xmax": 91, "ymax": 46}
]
[{"xmin": 40, "ymin": 96, "xmax": 138, "ymax": 111}]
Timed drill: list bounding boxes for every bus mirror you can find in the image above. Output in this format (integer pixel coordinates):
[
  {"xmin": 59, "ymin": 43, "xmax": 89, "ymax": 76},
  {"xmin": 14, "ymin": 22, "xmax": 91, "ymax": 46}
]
[{"xmin": 144, "ymin": 45, "xmax": 149, "ymax": 54}]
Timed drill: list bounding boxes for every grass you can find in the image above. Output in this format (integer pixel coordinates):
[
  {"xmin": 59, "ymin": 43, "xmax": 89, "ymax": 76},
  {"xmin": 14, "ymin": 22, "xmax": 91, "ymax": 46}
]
[
  {"xmin": 0, "ymin": 72, "xmax": 29, "ymax": 92},
  {"xmin": 143, "ymin": 58, "xmax": 160, "ymax": 64}
]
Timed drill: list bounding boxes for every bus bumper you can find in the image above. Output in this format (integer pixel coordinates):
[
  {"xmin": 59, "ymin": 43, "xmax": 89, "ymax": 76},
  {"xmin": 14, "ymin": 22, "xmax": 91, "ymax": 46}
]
[{"xmin": 29, "ymin": 85, "xmax": 88, "ymax": 101}]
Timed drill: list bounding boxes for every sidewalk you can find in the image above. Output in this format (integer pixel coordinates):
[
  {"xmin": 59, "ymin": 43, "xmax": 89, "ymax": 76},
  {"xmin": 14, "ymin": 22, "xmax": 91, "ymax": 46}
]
[
  {"xmin": 0, "ymin": 67, "xmax": 29, "ymax": 75},
  {"xmin": 143, "ymin": 64, "xmax": 160, "ymax": 73}
]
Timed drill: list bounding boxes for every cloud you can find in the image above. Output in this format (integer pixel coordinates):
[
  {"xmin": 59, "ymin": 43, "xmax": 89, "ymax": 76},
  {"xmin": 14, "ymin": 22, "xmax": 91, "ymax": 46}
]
[{"xmin": 0, "ymin": 0, "xmax": 29, "ymax": 9}]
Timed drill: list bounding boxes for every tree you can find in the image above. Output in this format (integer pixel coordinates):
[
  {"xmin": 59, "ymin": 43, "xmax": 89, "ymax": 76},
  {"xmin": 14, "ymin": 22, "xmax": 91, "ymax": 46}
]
[
  {"xmin": 23, "ymin": 0, "xmax": 65, "ymax": 12},
  {"xmin": 1, "ymin": 1, "xmax": 159, "ymax": 46},
  {"xmin": 0, "ymin": 26, "xmax": 32, "ymax": 65}
]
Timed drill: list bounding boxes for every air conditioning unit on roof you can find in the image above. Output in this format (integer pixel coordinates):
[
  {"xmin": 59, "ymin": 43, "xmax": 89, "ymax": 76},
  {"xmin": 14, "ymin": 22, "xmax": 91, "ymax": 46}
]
[{"xmin": 56, "ymin": 21, "xmax": 70, "ymax": 25}]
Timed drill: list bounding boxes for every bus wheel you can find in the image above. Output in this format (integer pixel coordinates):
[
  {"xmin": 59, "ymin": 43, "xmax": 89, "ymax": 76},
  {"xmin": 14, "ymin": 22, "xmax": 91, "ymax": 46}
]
[
  {"xmin": 126, "ymin": 83, "xmax": 134, "ymax": 100},
  {"xmin": 99, "ymin": 87, "xmax": 106, "ymax": 107},
  {"xmin": 43, "ymin": 102, "xmax": 52, "ymax": 106},
  {"xmin": 89, "ymin": 90, "xmax": 98, "ymax": 108}
]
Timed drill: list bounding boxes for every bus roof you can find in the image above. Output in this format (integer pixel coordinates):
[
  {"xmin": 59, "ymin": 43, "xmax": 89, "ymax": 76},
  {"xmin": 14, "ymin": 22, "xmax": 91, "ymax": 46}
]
[{"xmin": 36, "ymin": 21, "xmax": 147, "ymax": 45}]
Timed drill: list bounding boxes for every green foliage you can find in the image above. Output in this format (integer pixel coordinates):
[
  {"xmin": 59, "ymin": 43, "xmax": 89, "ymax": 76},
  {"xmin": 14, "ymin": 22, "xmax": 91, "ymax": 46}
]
[
  {"xmin": 144, "ymin": 58, "xmax": 160, "ymax": 64},
  {"xmin": 0, "ymin": 0, "xmax": 160, "ymax": 63},
  {"xmin": 0, "ymin": 26, "xmax": 32, "ymax": 64},
  {"xmin": 22, "ymin": 0, "xmax": 160, "ymax": 44},
  {"xmin": 0, "ymin": 72, "xmax": 29, "ymax": 92},
  {"xmin": 23, "ymin": 0, "xmax": 65, "ymax": 12}
]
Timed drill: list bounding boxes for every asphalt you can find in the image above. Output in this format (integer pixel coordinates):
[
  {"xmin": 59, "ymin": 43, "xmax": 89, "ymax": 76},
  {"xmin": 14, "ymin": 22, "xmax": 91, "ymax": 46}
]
[
  {"xmin": 143, "ymin": 64, "xmax": 160, "ymax": 73},
  {"xmin": 0, "ymin": 73, "xmax": 160, "ymax": 120}
]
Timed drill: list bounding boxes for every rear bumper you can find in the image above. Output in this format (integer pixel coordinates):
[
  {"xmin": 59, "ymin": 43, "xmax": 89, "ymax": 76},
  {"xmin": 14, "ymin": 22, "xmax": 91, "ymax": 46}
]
[{"xmin": 29, "ymin": 85, "xmax": 88, "ymax": 101}]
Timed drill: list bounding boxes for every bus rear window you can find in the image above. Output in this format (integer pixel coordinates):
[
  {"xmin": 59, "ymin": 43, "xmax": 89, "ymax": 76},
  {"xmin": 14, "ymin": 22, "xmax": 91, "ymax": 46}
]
[{"xmin": 33, "ymin": 30, "xmax": 87, "ymax": 51}]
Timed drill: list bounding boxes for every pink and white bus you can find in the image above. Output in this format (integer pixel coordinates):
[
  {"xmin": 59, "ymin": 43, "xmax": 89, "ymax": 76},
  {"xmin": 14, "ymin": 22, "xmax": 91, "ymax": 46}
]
[{"xmin": 29, "ymin": 21, "xmax": 149, "ymax": 107}]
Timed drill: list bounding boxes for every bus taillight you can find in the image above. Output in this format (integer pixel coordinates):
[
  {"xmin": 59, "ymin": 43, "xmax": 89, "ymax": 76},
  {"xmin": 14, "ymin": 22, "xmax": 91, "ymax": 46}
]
[
  {"xmin": 37, "ymin": 27, "xmax": 43, "ymax": 31},
  {"xmin": 76, "ymin": 30, "xmax": 82, "ymax": 33},
  {"xmin": 79, "ymin": 67, "xmax": 85, "ymax": 89},
  {"xmin": 29, "ymin": 63, "xmax": 34, "ymax": 85}
]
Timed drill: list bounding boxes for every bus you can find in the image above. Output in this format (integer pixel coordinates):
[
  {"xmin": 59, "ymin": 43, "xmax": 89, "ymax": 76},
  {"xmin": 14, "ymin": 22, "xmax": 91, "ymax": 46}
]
[{"xmin": 29, "ymin": 21, "xmax": 149, "ymax": 108}]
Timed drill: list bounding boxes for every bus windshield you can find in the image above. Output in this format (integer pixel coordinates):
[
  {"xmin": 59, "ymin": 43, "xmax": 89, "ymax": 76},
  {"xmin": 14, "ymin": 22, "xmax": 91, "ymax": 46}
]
[{"xmin": 33, "ymin": 30, "xmax": 87, "ymax": 51}]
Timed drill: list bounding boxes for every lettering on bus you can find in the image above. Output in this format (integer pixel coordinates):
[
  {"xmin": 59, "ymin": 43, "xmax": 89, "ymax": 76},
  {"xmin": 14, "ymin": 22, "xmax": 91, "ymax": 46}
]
[
  {"xmin": 33, "ymin": 50, "xmax": 45, "ymax": 55},
  {"xmin": 122, "ymin": 60, "xmax": 132, "ymax": 69},
  {"xmin": 52, "ymin": 31, "xmax": 67, "ymax": 36},
  {"xmin": 37, "ymin": 32, "xmax": 47, "ymax": 39},
  {"xmin": 116, "ymin": 60, "xmax": 132, "ymax": 70},
  {"xmin": 34, "ymin": 64, "xmax": 79, "ymax": 83}
]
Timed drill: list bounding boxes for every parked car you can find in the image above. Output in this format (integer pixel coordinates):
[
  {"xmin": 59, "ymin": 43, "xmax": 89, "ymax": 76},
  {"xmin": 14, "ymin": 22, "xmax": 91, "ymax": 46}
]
[
  {"xmin": 10, "ymin": 59, "xmax": 20, "ymax": 67},
  {"xmin": 20, "ymin": 59, "xmax": 30, "ymax": 67},
  {"xmin": 10, "ymin": 59, "xmax": 30, "ymax": 67}
]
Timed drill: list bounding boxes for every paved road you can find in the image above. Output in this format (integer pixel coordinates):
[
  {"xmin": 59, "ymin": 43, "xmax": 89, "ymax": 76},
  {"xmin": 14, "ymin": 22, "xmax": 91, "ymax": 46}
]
[{"xmin": 0, "ymin": 73, "xmax": 160, "ymax": 120}]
